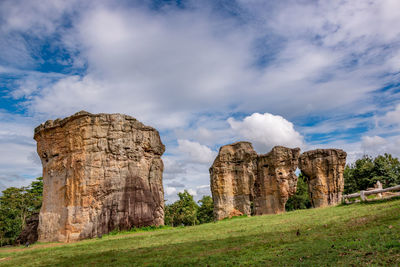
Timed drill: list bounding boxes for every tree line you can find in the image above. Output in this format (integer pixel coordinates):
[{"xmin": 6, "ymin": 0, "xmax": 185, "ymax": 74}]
[
  {"xmin": 1, "ymin": 153, "xmax": 400, "ymax": 246},
  {"xmin": 0, "ymin": 177, "xmax": 43, "ymax": 246}
]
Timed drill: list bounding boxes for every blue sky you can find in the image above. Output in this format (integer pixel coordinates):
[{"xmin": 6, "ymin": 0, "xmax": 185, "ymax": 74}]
[{"xmin": 1, "ymin": 0, "xmax": 400, "ymax": 201}]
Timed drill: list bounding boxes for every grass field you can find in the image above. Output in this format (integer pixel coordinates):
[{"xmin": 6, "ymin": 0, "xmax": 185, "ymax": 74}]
[{"xmin": 1, "ymin": 199, "xmax": 400, "ymax": 266}]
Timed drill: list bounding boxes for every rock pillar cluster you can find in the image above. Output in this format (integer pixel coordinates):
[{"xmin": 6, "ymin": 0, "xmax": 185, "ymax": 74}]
[
  {"xmin": 210, "ymin": 143, "xmax": 300, "ymax": 219},
  {"xmin": 210, "ymin": 142, "xmax": 347, "ymax": 220},
  {"xmin": 34, "ymin": 111, "xmax": 165, "ymax": 242},
  {"xmin": 299, "ymin": 149, "xmax": 347, "ymax": 208}
]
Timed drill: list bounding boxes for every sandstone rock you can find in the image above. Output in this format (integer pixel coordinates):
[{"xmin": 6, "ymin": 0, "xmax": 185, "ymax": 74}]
[
  {"xmin": 34, "ymin": 111, "xmax": 165, "ymax": 242},
  {"xmin": 299, "ymin": 149, "xmax": 346, "ymax": 208},
  {"xmin": 210, "ymin": 143, "xmax": 300, "ymax": 220},
  {"xmin": 16, "ymin": 213, "xmax": 39, "ymax": 245},
  {"xmin": 209, "ymin": 142, "xmax": 257, "ymax": 220},
  {"xmin": 229, "ymin": 209, "xmax": 244, "ymax": 218},
  {"xmin": 254, "ymin": 146, "xmax": 300, "ymax": 215}
]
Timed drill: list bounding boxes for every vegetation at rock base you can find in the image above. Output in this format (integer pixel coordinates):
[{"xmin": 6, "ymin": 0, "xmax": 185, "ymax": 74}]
[
  {"xmin": 285, "ymin": 173, "xmax": 312, "ymax": 211},
  {"xmin": 344, "ymin": 153, "xmax": 400, "ymax": 194},
  {"xmin": 1, "ymin": 198, "xmax": 399, "ymax": 266},
  {"xmin": 0, "ymin": 177, "xmax": 43, "ymax": 246},
  {"xmin": 164, "ymin": 191, "xmax": 214, "ymax": 226},
  {"xmin": 196, "ymin": 195, "xmax": 214, "ymax": 224}
]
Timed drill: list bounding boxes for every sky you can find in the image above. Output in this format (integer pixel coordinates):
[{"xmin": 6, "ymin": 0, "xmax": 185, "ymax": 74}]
[{"xmin": 1, "ymin": 0, "xmax": 400, "ymax": 201}]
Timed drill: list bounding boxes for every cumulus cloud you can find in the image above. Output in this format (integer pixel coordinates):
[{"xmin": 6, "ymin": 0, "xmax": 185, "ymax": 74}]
[
  {"xmin": 164, "ymin": 186, "xmax": 177, "ymax": 197},
  {"xmin": 2, "ymin": 0, "xmax": 400, "ymax": 195},
  {"xmin": 167, "ymin": 181, "xmax": 185, "ymax": 188},
  {"xmin": 228, "ymin": 113, "xmax": 304, "ymax": 153},
  {"xmin": 177, "ymin": 139, "xmax": 216, "ymax": 164},
  {"xmin": 0, "ymin": 112, "xmax": 42, "ymax": 189},
  {"xmin": 380, "ymin": 104, "xmax": 400, "ymax": 126},
  {"xmin": 196, "ymin": 185, "xmax": 211, "ymax": 198},
  {"xmin": 187, "ymin": 188, "xmax": 197, "ymax": 197},
  {"xmin": 162, "ymin": 157, "xmax": 186, "ymax": 180},
  {"xmin": 360, "ymin": 135, "xmax": 400, "ymax": 158}
]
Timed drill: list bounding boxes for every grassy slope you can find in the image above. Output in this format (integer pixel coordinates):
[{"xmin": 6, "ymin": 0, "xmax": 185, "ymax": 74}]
[{"xmin": 1, "ymin": 199, "xmax": 400, "ymax": 266}]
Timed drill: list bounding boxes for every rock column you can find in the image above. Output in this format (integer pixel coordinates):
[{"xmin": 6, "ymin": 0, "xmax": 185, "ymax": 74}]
[
  {"xmin": 209, "ymin": 142, "xmax": 257, "ymax": 220},
  {"xmin": 299, "ymin": 149, "xmax": 347, "ymax": 208},
  {"xmin": 254, "ymin": 146, "xmax": 300, "ymax": 215},
  {"xmin": 34, "ymin": 111, "xmax": 165, "ymax": 242}
]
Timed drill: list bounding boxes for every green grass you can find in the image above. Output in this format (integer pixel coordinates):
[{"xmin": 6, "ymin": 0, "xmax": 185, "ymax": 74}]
[{"xmin": 1, "ymin": 199, "xmax": 400, "ymax": 266}]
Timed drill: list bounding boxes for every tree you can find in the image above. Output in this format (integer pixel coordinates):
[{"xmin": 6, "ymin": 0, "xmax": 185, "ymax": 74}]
[
  {"xmin": 164, "ymin": 203, "xmax": 176, "ymax": 226},
  {"xmin": 0, "ymin": 177, "xmax": 43, "ymax": 246},
  {"xmin": 344, "ymin": 154, "xmax": 400, "ymax": 194},
  {"xmin": 164, "ymin": 190, "xmax": 199, "ymax": 226},
  {"xmin": 285, "ymin": 173, "xmax": 311, "ymax": 211},
  {"xmin": 197, "ymin": 196, "xmax": 214, "ymax": 224}
]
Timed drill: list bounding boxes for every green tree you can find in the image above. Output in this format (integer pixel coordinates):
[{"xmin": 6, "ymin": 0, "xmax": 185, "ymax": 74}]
[
  {"xmin": 164, "ymin": 203, "xmax": 176, "ymax": 226},
  {"xmin": 0, "ymin": 177, "xmax": 43, "ymax": 246},
  {"xmin": 164, "ymin": 190, "xmax": 199, "ymax": 226},
  {"xmin": 285, "ymin": 173, "xmax": 311, "ymax": 211},
  {"xmin": 344, "ymin": 154, "xmax": 400, "ymax": 194},
  {"xmin": 197, "ymin": 196, "xmax": 214, "ymax": 224}
]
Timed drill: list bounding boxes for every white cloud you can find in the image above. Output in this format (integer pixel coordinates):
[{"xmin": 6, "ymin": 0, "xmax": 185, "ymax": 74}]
[
  {"xmin": 380, "ymin": 104, "xmax": 400, "ymax": 126},
  {"xmin": 177, "ymin": 139, "xmax": 216, "ymax": 164},
  {"xmin": 228, "ymin": 112, "xmax": 304, "ymax": 153},
  {"xmin": 360, "ymin": 135, "xmax": 400, "ymax": 158},
  {"xmin": 23, "ymin": 5, "xmax": 255, "ymax": 130},
  {"xmin": 0, "ymin": 111, "xmax": 42, "ymax": 190},
  {"xmin": 2, "ymin": 0, "xmax": 400, "ymax": 196},
  {"xmin": 187, "ymin": 188, "xmax": 197, "ymax": 197},
  {"xmin": 167, "ymin": 180, "xmax": 185, "ymax": 188},
  {"xmin": 164, "ymin": 186, "xmax": 177, "ymax": 196},
  {"xmin": 162, "ymin": 156, "xmax": 186, "ymax": 180},
  {"xmin": 361, "ymin": 135, "xmax": 387, "ymax": 151},
  {"xmin": 196, "ymin": 185, "xmax": 211, "ymax": 198}
]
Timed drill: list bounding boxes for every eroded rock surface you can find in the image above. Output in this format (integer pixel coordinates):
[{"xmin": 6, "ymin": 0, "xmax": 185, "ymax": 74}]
[
  {"xmin": 254, "ymin": 146, "xmax": 300, "ymax": 215},
  {"xmin": 35, "ymin": 111, "xmax": 165, "ymax": 242},
  {"xmin": 210, "ymin": 143, "xmax": 300, "ymax": 220},
  {"xmin": 299, "ymin": 149, "xmax": 347, "ymax": 208},
  {"xmin": 209, "ymin": 142, "xmax": 257, "ymax": 220},
  {"xmin": 16, "ymin": 213, "xmax": 39, "ymax": 245}
]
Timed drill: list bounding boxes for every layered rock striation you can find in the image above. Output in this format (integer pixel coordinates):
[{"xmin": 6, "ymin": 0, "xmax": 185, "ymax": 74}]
[
  {"xmin": 209, "ymin": 142, "xmax": 257, "ymax": 220},
  {"xmin": 34, "ymin": 111, "xmax": 165, "ymax": 242},
  {"xmin": 210, "ymin": 143, "xmax": 300, "ymax": 220},
  {"xmin": 254, "ymin": 146, "xmax": 300, "ymax": 215},
  {"xmin": 299, "ymin": 149, "xmax": 347, "ymax": 208}
]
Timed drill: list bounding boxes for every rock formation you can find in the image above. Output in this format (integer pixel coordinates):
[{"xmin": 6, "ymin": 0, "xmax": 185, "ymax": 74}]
[
  {"xmin": 16, "ymin": 213, "xmax": 39, "ymax": 245},
  {"xmin": 254, "ymin": 146, "xmax": 300, "ymax": 215},
  {"xmin": 299, "ymin": 149, "xmax": 347, "ymax": 208},
  {"xmin": 210, "ymin": 143, "xmax": 300, "ymax": 220},
  {"xmin": 34, "ymin": 111, "xmax": 165, "ymax": 242},
  {"xmin": 209, "ymin": 142, "xmax": 257, "ymax": 220}
]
